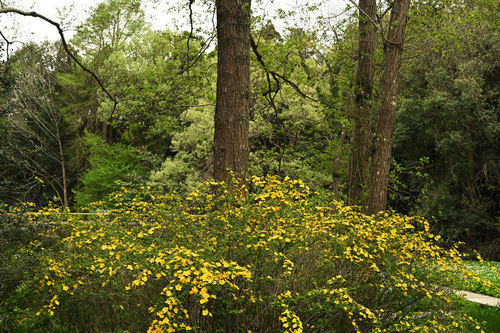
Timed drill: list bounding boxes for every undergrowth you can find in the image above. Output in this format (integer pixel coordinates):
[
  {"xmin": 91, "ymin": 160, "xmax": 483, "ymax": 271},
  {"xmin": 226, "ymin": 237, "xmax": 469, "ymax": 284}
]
[
  {"xmin": 462, "ymin": 260, "xmax": 500, "ymax": 298},
  {"xmin": 1, "ymin": 175, "xmax": 497, "ymax": 332}
]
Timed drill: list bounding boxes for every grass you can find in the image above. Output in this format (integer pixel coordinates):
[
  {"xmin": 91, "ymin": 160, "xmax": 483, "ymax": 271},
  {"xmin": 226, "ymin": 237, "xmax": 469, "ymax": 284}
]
[
  {"xmin": 459, "ymin": 302, "xmax": 500, "ymax": 333},
  {"xmin": 463, "ymin": 260, "xmax": 500, "ymax": 298},
  {"xmin": 457, "ymin": 260, "xmax": 500, "ymax": 333}
]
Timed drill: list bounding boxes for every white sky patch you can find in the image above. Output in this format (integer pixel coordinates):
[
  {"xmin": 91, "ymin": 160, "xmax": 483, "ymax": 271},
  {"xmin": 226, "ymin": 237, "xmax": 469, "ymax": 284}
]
[{"xmin": 1, "ymin": 0, "xmax": 95, "ymax": 43}]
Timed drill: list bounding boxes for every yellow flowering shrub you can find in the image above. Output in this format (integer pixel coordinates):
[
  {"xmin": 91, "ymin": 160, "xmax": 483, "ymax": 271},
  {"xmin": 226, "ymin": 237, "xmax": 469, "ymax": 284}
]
[{"xmin": 2, "ymin": 176, "xmax": 496, "ymax": 332}]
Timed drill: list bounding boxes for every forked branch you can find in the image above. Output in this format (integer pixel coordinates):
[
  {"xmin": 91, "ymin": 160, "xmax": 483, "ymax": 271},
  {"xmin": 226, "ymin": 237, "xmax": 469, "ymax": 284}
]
[{"xmin": 250, "ymin": 34, "xmax": 318, "ymax": 103}]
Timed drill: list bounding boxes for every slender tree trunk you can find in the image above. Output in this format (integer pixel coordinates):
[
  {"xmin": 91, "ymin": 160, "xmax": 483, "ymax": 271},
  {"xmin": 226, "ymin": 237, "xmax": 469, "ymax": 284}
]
[
  {"xmin": 347, "ymin": 0, "xmax": 376, "ymax": 207},
  {"xmin": 57, "ymin": 133, "xmax": 68, "ymax": 208},
  {"xmin": 213, "ymin": 0, "xmax": 251, "ymax": 181},
  {"xmin": 332, "ymin": 127, "xmax": 347, "ymax": 199},
  {"xmin": 366, "ymin": 0, "xmax": 411, "ymax": 214},
  {"xmin": 332, "ymin": 91, "xmax": 352, "ymax": 199}
]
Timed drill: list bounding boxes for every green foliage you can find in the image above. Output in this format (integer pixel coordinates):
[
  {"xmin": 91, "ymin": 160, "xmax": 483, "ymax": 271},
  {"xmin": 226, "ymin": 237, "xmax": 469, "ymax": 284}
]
[
  {"xmin": 2, "ymin": 176, "xmax": 495, "ymax": 332},
  {"xmin": 149, "ymin": 104, "xmax": 214, "ymax": 194},
  {"xmin": 0, "ymin": 45, "xmax": 18, "ymax": 205},
  {"xmin": 387, "ymin": 157, "xmax": 431, "ymax": 214},
  {"xmin": 0, "ymin": 42, "xmax": 14, "ymax": 100},
  {"xmin": 0, "ymin": 204, "xmax": 40, "ymax": 303},
  {"xmin": 459, "ymin": 302, "xmax": 500, "ymax": 333},
  {"xmin": 1, "ymin": 0, "xmax": 499, "ymax": 274},
  {"xmin": 249, "ymin": 26, "xmax": 350, "ymax": 190},
  {"xmin": 74, "ymin": 132, "xmax": 156, "ymax": 207},
  {"xmin": 394, "ymin": 0, "xmax": 500, "ymax": 257},
  {"xmin": 462, "ymin": 260, "xmax": 500, "ymax": 298},
  {"xmin": 0, "ymin": 203, "xmax": 63, "ymax": 332},
  {"xmin": 72, "ymin": 0, "xmax": 146, "ymax": 59},
  {"xmin": 0, "ymin": 42, "xmax": 72, "ymax": 207}
]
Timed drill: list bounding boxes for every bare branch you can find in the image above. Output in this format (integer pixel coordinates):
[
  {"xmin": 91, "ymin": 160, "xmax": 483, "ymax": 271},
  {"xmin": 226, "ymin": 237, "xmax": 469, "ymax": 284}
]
[
  {"xmin": 250, "ymin": 34, "xmax": 280, "ymax": 116},
  {"xmin": 173, "ymin": 103, "xmax": 215, "ymax": 108},
  {"xmin": 250, "ymin": 34, "xmax": 318, "ymax": 103},
  {"xmin": 0, "ymin": 8, "xmax": 118, "ymax": 111},
  {"xmin": 0, "ymin": 30, "xmax": 11, "ymax": 59},
  {"xmin": 376, "ymin": 2, "xmax": 393, "ymax": 23},
  {"xmin": 180, "ymin": 2, "xmax": 216, "ymax": 77},
  {"xmin": 181, "ymin": 33, "xmax": 216, "ymax": 76}
]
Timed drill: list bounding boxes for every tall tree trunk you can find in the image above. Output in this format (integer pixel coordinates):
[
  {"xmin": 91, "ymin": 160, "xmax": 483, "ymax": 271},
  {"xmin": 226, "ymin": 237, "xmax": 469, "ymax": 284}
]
[
  {"xmin": 366, "ymin": 0, "xmax": 411, "ymax": 214},
  {"xmin": 213, "ymin": 0, "xmax": 251, "ymax": 181},
  {"xmin": 347, "ymin": 0, "xmax": 377, "ymax": 207}
]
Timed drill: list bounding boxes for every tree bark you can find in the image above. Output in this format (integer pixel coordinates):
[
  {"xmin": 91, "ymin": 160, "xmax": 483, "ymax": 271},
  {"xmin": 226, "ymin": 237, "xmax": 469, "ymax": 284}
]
[
  {"xmin": 347, "ymin": 0, "xmax": 377, "ymax": 207},
  {"xmin": 213, "ymin": 0, "xmax": 251, "ymax": 181},
  {"xmin": 366, "ymin": 0, "xmax": 411, "ymax": 214}
]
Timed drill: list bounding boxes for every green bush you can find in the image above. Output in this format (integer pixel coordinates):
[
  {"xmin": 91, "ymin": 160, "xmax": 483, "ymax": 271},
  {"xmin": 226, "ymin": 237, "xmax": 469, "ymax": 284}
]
[
  {"xmin": 74, "ymin": 132, "xmax": 155, "ymax": 207},
  {"xmin": 0, "ymin": 203, "xmax": 64, "ymax": 331}
]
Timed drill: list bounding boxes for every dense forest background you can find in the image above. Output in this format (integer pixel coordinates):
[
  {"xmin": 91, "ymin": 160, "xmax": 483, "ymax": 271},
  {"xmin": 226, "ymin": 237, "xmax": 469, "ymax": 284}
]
[{"xmin": 0, "ymin": 0, "xmax": 498, "ymax": 258}]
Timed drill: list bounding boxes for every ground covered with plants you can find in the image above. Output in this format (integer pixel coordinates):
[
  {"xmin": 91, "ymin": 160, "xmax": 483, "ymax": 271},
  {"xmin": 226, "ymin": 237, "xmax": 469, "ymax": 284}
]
[
  {"xmin": 1, "ymin": 176, "xmax": 498, "ymax": 332},
  {"xmin": 462, "ymin": 261, "xmax": 500, "ymax": 298}
]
